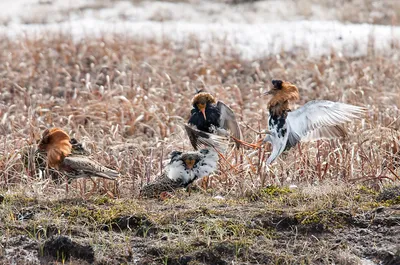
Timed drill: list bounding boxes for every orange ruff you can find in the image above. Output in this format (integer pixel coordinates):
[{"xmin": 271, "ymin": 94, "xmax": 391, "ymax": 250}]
[
  {"xmin": 268, "ymin": 81, "xmax": 300, "ymax": 116},
  {"xmin": 38, "ymin": 128, "xmax": 72, "ymax": 168}
]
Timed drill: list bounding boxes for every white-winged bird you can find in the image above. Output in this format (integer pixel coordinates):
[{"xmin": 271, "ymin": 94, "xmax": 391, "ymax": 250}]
[
  {"xmin": 140, "ymin": 148, "xmax": 218, "ymax": 198},
  {"xmin": 37, "ymin": 128, "xmax": 119, "ymax": 181},
  {"xmin": 185, "ymin": 91, "xmax": 249, "ymax": 152},
  {"xmin": 263, "ymin": 80, "xmax": 365, "ymax": 165}
]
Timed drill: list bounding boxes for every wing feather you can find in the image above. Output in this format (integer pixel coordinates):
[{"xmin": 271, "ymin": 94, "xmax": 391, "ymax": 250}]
[
  {"xmin": 184, "ymin": 124, "xmax": 228, "ymax": 152},
  {"xmin": 217, "ymin": 101, "xmax": 242, "ymax": 147},
  {"xmin": 287, "ymin": 100, "xmax": 364, "ymax": 144},
  {"xmin": 62, "ymin": 156, "xmax": 119, "ymax": 179}
]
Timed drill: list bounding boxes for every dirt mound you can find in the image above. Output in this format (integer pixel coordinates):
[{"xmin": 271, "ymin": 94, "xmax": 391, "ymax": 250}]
[{"xmin": 42, "ymin": 235, "xmax": 94, "ymax": 264}]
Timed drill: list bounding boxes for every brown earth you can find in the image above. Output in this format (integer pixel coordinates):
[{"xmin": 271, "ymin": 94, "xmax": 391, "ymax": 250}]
[{"xmin": 1, "ymin": 185, "xmax": 399, "ymax": 264}]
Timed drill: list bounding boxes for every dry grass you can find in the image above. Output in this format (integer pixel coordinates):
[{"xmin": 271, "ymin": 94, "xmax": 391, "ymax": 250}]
[{"xmin": 0, "ymin": 33, "xmax": 400, "ymax": 199}]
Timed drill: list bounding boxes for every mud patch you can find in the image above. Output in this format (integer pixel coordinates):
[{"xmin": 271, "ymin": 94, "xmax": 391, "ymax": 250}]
[
  {"xmin": 42, "ymin": 235, "xmax": 94, "ymax": 263},
  {"xmin": 0, "ymin": 236, "xmax": 40, "ymax": 265}
]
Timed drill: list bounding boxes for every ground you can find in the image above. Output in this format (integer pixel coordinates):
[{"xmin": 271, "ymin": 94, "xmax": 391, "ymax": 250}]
[{"xmin": 1, "ymin": 185, "xmax": 399, "ymax": 264}]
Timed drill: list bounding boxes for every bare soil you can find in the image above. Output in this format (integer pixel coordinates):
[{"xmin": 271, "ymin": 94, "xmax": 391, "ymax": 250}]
[{"xmin": 1, "ymin": 185, "xmax": 399, "ymax": 264}]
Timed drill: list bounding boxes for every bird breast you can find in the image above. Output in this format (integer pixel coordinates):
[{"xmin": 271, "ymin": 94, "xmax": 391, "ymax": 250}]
[
  {"xmin": 189, "ymin": 105, "xmax": 221, "ymax": 133},
  {"xmin": 269, "ymin": 111, "xmax": 288, "ymax": 139}
]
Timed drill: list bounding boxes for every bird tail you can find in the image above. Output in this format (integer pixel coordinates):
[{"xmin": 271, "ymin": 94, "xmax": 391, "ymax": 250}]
[
  {"xmin": 93, "ymin": 170, "xmax": 119, "ymax": 180},
  {"xmin": 184, "ymin": 124, "xmax": 229, "ymax": 152}
]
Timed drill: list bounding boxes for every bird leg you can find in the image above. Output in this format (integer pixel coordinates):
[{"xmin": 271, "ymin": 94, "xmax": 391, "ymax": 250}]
[
  {"xmin": 230, "ymin": 136, "xmax": 261, "ymax": 149},
  {"xmin": 213, "ymin": 147, "xmax": 238, "ymax": 172},
  {"xmin": 83, "ymin": 177, "xmax": 98, "ymax": 199},
  {"xmin": 159, "ymin": 191, "xmax": 174, "ymax": 200},
  {"xmin": 200, "ymin": 176, "xmax": 209, "ymax": 190}
]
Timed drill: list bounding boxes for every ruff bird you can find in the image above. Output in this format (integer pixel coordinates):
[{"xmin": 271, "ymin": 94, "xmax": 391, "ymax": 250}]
[
  {"xmin": 140, "ymin": 148, "xmax": 218, "ymax": 198},
  {"xmin": 262, "ymin": 80, "xmax": 365, "ymax": 165},
  {"xmin": 37, "ymin": 128, "xmax": 119, "ymax": 180},
  {"xmin": 185, "ymin": 91, "xmax": 254, "ymax": 151},
  {"xmin": 34, "ymin": 137, "xmax": 90, "ymax": 174}
]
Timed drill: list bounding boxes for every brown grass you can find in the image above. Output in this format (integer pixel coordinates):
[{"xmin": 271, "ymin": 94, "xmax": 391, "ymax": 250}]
[
  {"xmin": 0, "ymin": 34, "xmax": 400, "ymax": 200},
  {"xmin": 0, "ymin": 32, "xmax": 400, "ymax": 200}
]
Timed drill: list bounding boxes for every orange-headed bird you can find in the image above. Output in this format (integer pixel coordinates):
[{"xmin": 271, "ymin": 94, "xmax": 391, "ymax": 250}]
[
  {"xmin": 263, "ymin": 80, "xmax": 365, "ymax": 165},
  {"xmin": 184, "ymin": 91, "xmax": 248, "ymax": 152},
  {"xmin": 37, "ymin": 128, "xmax": 119, "ymax": 180}
]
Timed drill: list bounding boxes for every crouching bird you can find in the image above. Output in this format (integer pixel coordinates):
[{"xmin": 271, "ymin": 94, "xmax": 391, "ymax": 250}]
[
  {"xmin": 262, "ymin": 80, "xmax": 365, "ymax": 165},
  {"xmin": 37, "ymin": 128, "xmax": 119, "ymax": 190},
  {"xmin": 184, "ymin": 91, "xmax": 256, "ymax": 152},
  {"xmin": 140, "ymin": 149, "xmax": 218, "ymax": 199}
]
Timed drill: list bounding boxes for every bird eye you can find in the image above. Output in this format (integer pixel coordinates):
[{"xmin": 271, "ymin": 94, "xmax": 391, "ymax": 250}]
[{"xmin": 272, "ymin": 80, "xmax": 283, "ymax": 89}]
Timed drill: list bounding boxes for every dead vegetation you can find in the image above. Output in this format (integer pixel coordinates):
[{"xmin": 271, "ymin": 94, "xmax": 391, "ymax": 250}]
[{"xmin": 0, "ymin": 33, "xmax": 399, "ymax": 264}]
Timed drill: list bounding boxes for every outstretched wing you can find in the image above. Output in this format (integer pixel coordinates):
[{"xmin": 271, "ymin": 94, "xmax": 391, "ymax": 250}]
[
  {"xmin": 286, "ymin": 100, "xmax": 365, "ymax": 147},
  {"xmin": 184, "ymin": 124, "xmax": 228, "ymax": 152},
  {"xmin": 62, "ymin": 156, "xmax": 119, "ymax": 180},
  {"xmin": 217, "ymin": 101, "xmax": 242, "ymax": 147}
]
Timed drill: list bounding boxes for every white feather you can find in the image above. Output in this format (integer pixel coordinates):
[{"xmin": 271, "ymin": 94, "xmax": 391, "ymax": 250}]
[
  {"xmin": 193, "ymin": 149, "xmax": 219, "ymax": 178},
  {"xmin": 264, "ymin": 100, "xmax": 365, "ymax": 165},
  {"xmin": 287, "ymin": 100, "xmax": 365, "ymax": 143},
  {"xmin": 166, "ymin": 149, "xmax": 219, "ymax": 185},
  {"xmin": 167, "ymin": 160, "xmax": 186, "ymax": 181}
]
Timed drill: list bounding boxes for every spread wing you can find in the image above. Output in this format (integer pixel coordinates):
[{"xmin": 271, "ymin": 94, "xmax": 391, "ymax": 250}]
[
  {"xmin": 62, "ymin": 156, "xmax": 119, "ymax": 180},
  {"xmin": 217, "ymin": 101, "xmax": 242, "ymax": 146},
  {"xmin": 286, "ymin": 100, "xmax": 365, "ymax": 147},
  {"xmin": 184, "ymin": 124, "xmax": 228, "ymax": 152}
]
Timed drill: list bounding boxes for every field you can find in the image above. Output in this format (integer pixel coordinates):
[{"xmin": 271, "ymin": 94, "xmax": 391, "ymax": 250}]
[{"xmin": 1, "ymin": 0, "xmax": 400, "ymax": 264}]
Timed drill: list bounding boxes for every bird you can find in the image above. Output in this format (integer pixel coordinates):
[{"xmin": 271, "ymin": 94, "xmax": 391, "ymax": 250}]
[
  {"xmin": 262, "ymin": 80, "xmax": 365, "ymax": 165},
  {"xmin": 37, "ymin": 128, "xmax": 119, "ymax": 181},
  {"xmin": 185, "ymin": 91, "xmax": 255, "ymax": 152},
  {"xmin": 32, "ymin": 136, "xmax": 91, "ymax": 181},
  {"xmin": 140, "ymin": 148, "xmax": 218, "ymax": 198}
]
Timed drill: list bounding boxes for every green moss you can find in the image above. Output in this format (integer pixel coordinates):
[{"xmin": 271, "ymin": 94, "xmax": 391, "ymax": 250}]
[
  {"xmin": 357, "ymin": 185, "xmax": 379, "ymax": 195},
  {"xmin": 294, "ymin": 209, "xmax": 350, "ymax": 229},
  {"xmin": 53, "ymin": 199, "xmax": 144, "ymax": 225},
  {"xmin": 261, "ymin": 185, "xmax": 292, "ymax": 197},
  {"xmin": 383, "ymin": 196, "xmax": 400, "ymax": 205},
  {"xmin": 3, "ymin": 194, "xmax": 38, "ymax": 206},
  {"xmin": 92, "ymin": 196, "xmax": 111, "ymax": 205}
]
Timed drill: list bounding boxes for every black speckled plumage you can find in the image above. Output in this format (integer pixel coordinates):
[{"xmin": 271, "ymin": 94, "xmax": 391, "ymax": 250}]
[
  {"xmin": 188, "ymin": 104, "xmax": 221, "ymax": 134},
  {"xmin": 186, "ymin": 92, "xmax": 242, "ymax": 151},
  {"xmin": 139, "ymin": 149, "xmax": 218, "ymax": 198},
  {"xmin": 263, "ymin": 79, "xmax": 365, "ymax": 165}
]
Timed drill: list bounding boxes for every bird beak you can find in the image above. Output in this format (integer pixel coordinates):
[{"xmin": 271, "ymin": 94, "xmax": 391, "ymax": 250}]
[
  {"xmin": 264, "ymin": 90, "xmax": 273, "ymax": 96},
  {"xmin": 185, "ymin": 159, "xmax": 195, "ymax": 169},
  {"xmin": 200, "ymin": 108, "xmax": 207, "ymax": 120},
  {"xmin": 197, "ymin": 104, "xmax": 207, "ymax": 120}
]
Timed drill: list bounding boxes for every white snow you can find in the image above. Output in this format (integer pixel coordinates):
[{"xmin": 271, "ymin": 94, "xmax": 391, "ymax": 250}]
[{"xmin": 0, "ymin": 0, "xmax": 399, "ymax": 59}]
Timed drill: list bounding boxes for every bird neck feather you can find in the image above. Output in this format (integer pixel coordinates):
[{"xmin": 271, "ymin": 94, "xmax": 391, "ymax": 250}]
[
  {"xmin": 268, "ymin": 82, "xmax": 299, "ymax": 116},
  {"xmin": 39, "ymin": 128, "xmax": 72, "ymax": 168},
  {"xmin": 191, "ymin": 92, "xmax": 216, "ymax": 106}
]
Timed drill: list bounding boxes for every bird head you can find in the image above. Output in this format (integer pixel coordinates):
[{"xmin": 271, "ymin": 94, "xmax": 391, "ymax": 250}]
[
  {"xmin": 265, "ymin": 80, "xmax": 300, "ymax": 107},
  {"xmin": 38, "ymin": 128, "xmax": 72, "ymax": 168},
  {"xmin": 70, "ymin": 138, "xmax": 90, "ymax": 155},
  {"xmin": 191, "ymin": 91, "xmax": 216, "ymax": 121},
  {"xmin": 180, "ymin": 153, "xmax": 200, "ymax": 170}
]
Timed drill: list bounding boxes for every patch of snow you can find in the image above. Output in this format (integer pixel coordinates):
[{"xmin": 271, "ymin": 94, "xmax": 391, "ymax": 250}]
[
  {"xmin": 0, "ymin": 0, "xmax": 399, "ymax": 59},
  {"xmin": 0, "ymin": 0, "xmax": 336, "ymax": 25},
  {"xmin": 360, "ymin": 258, "xmax": 378, "ymax": 265},
  {"xmin": 213, "ymin": 195, "xmax": 225, "ymax": 200},
  {"xmin": 2, "ymin": 19, "xmax": 399, "ymax": 60}
]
